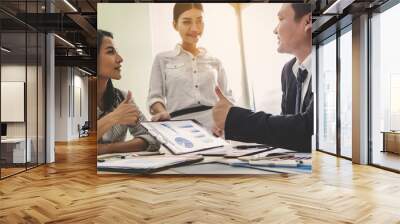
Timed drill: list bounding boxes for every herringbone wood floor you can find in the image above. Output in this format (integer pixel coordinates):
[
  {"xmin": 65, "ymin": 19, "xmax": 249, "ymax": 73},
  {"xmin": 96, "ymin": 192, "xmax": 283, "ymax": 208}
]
[{"xmin": 1, "ymin": 135, "xmax": 400, "ymax": 224}]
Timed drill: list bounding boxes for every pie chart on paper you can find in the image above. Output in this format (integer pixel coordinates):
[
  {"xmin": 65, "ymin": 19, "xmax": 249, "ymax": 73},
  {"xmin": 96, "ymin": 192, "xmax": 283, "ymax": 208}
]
[{"xmin": 175, "ymin": 137, "xmax": 194, "ymax": 148}]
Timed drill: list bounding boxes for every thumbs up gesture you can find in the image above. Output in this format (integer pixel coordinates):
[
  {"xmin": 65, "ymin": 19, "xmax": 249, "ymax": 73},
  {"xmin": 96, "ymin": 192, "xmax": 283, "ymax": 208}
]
[
  {"xmin": 111, "ymin": 90, "xmax": 140, "ymax": 126},
  {"xmin": 213, "ymin": 86, "xmax": 233, "ymax": 130}
]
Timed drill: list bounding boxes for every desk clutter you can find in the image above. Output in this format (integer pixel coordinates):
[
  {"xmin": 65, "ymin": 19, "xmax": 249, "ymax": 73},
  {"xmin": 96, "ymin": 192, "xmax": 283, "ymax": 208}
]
[
  {"xmin": 97, "ymin": 119, "xmax": 312, "ymax": 175},
  {"xmin": 97, "ymin": 147, "xmax": 312, "ymax": 174}
]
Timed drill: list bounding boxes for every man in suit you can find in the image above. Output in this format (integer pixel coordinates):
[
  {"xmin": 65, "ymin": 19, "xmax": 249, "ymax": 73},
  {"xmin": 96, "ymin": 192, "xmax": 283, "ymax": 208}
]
[{"xmin": 213, "ymin": 3, "xmax": 313, "ymax": 152}]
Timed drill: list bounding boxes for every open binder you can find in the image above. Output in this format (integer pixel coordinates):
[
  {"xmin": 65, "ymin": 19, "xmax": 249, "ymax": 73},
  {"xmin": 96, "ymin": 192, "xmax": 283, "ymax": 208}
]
[
  {"xmin": 141, "ymin": 120, "xmax": 228, "ymax": 154},
  {"xmin": 97, "ymin": 155, "xmax": 203, "ymax": 173}
]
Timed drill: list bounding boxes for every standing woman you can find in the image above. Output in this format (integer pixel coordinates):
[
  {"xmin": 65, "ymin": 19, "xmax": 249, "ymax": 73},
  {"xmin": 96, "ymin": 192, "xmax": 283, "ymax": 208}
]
[
  {"xmin": 97, "ymin": 30, "xmax": 160, "ymax": 154},
  {"xmin": 148, "ymin": 3, "xmax": 234, "ymax": 134}
]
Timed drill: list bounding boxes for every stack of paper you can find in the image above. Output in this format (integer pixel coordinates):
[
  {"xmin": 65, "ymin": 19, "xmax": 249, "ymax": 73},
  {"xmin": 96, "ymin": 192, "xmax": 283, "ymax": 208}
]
[
  {"xmin": 216, "ymin": 149, "xmax": 312, "ymax": 174},
  {"xmin": 97, "ymin": 155, "xmax": 203, "ymax": 173}
]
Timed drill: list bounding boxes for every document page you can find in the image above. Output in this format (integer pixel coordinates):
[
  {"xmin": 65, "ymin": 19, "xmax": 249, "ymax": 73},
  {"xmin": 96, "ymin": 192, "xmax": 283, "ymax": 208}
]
[{"xmin": 142, "ymin": 120, "xmax": 228, "ymax": 154}]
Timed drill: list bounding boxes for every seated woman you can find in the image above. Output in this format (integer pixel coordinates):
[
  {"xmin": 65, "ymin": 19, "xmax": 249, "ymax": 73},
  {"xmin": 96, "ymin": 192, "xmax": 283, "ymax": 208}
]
[{"xmin": 97, "ymin": 29, "xmax": 160, "ymax": 155}]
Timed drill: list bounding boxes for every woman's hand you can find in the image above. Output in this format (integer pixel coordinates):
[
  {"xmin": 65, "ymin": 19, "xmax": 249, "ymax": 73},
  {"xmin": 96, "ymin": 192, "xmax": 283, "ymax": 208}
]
[
  {"xmin": 111, "ymin": 91, "xmax": 140, "ymax": 126},
  {"xmin": 151, "ymin": 111, "xmax": 171, "ymax": 121}
]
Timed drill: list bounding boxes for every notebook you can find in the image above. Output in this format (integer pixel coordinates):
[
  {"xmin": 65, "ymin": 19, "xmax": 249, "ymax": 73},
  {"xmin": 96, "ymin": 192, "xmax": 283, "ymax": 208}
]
[
  {"xmin": 141, "ymin": 120, "xmax": 228, "ymax": 155},
  {"xmin": 97, "ymin": 155, "xmax": 203, "ymax": 173}
]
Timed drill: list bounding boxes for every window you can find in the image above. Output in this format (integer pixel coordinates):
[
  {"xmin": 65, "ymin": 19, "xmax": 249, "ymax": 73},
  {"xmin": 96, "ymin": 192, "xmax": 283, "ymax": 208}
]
[
  {"xmin": 317, "ymin": 36, "xmax": 337, "ymax": 154},
  {"xmin": 0, "ymin": 1, "xmax": 47, "ymax": 179},
  {"xmin": 339, "ymin": 28, "xmax": 352, "ymax": 158},
  {"xmin": 370, "ymin": 2, "xmax": 400, "ymax": 171},
  {"xmin": 390, "ymin": 74, "xmax": 400, "ymax": 130}
]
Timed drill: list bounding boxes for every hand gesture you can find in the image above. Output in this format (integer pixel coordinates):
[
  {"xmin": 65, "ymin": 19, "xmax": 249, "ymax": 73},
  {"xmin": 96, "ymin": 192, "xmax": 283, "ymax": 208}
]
[
  {"xmin": 212, "ymin": 125, "xmax": 224, "ymax": 137},
  {"xmin": 112, "ymin": 91, "xmax": 139, "ymax": 126},
  {"xmin": 212, "ymin": 86, "xmax": 233, "ymax": 130}
]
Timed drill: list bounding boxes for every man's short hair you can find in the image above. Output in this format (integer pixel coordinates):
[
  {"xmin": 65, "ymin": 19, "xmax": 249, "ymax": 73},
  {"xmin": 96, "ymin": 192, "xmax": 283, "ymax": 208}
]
[{"xmin": 291, "ymin": 3, "xmax": 311, "ymax": 22}]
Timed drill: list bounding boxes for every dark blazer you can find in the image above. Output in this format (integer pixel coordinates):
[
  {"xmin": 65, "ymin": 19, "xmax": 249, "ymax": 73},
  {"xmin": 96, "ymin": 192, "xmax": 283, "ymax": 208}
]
[{"xmin": 224, "ymin": 58, "xmax": 313, "ymax": 152}]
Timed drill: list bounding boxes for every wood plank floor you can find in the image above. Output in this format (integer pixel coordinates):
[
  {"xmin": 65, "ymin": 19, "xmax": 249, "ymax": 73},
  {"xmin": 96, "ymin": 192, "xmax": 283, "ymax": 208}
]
[
  {"xmin": 373, "ymin": 151, "xmax": 400, "ymax": 171},
  {"xmin": 0, "ymin": 135, "xmax": 400, "ymax": 223}
]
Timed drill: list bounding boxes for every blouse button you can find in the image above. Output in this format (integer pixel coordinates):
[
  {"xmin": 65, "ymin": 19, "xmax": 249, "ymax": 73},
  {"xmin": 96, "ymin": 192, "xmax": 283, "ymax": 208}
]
[
  {"xmin": 193, "ymin": 70, "xmax": 197, "ymax": 74},
  {"xmin": 195, "ymin": 85, "xmax": 198, "ymax": 88}
]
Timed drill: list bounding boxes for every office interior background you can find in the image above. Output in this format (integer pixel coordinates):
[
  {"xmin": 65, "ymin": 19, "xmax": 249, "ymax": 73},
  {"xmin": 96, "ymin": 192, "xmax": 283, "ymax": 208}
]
[
  {"xmin": 1, "ymin": 0, "xmax": 399, "ymax": 178},
  {"xmin": 0, "ymin": 0, "xmax": 400, "ymax": 222},
  {"xmin": 0, "ymin": 0, "xmax": 97, "ymax": 179}
]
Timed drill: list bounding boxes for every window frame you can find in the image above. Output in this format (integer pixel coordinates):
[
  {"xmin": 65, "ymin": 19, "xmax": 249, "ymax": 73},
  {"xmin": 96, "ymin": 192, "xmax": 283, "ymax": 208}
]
[{"xmin": 315, "ymin": 21, "xmax": 352, "ymax": 161}]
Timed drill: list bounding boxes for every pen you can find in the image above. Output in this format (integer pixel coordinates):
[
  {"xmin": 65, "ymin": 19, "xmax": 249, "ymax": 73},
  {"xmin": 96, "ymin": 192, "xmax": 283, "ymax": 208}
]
[
  {"xmin": 131, "ymin": 152, "xmax": 164, "ymax": 156},
  {"xmin": 249, "ymin": 153, "xmax": 296, "ymax": 161},
  {"xmin": 97, "ymin": 154, "xmax": 126, "ymax": 160},
  {"xmin": 234, "ymin": 144, "xmax": 270, "ymax": 150}
]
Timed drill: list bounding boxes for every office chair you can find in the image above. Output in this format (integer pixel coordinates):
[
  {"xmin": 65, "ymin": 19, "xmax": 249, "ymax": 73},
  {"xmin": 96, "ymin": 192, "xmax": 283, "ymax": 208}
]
[{"xmin": 79, "ymin": 121, "xmax": 90, "ymax": 138}]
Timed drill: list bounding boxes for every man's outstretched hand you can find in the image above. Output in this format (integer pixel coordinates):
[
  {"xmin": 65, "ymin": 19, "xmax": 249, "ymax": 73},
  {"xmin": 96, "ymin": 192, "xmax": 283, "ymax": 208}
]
[{"xmin": 212, "ymin": 86, "xmax": 233, "ymax": 130}]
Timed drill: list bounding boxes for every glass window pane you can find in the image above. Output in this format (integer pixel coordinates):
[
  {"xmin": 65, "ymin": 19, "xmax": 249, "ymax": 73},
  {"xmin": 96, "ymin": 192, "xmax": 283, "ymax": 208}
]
[
  {"xmin": 27, "ymin": 31, "xmax": 38, "ymax": 169},
  {"xmin": 26, "ymin": 0, "xmax": 40, "ymax": 168},
  {"xmin": 38, "ymin": 33, "xmax": 46, "ymax": 165},
  {"xmin": 371, "ymin": 3, "xmax": 400, "ymax": 171},
  {"xmin": 318, "ymin": 37, "xmax": 337, "ymax": 154},
  {"xmin": 1, "ymin": 1, "xmax": 46, "ymax": 179},
  {"xmin": 1, "ymin": 31, "xmax": 28, "ymax": 177},
  {"xmin": 340, "ymin": 29, "xmax": 352, "ymax": 158}
]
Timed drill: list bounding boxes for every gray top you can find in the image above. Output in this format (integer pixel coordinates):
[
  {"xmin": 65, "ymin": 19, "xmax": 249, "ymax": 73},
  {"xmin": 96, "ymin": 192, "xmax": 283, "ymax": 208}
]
[{"xmin": 97, "ymin": 88, "xmax": 160, "ymax": 152}]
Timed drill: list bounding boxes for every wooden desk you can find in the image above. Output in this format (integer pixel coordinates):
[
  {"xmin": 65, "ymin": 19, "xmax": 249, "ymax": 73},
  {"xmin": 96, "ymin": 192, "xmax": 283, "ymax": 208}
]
[{"xmin": 382, "ymin": 131, "xmax": 400, "ymax": 154}]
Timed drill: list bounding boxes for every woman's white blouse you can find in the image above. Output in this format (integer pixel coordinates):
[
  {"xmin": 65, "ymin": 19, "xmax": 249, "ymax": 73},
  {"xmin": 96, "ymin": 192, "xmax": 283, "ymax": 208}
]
[{"xmin": 148, "ymin": 44, "xmax": 234, "ymax": 114}]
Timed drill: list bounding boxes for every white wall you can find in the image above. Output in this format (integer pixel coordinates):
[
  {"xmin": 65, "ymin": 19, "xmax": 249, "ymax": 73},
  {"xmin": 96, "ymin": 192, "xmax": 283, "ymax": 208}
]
[
  {"xmin": 73, "ymin": 74, "xmax": 89, "ymax": 137},
  {"xmin": 78, "ymin": 75, "xmax": 89, "ymax": 125},
  {"xmin": 241, "ymin": 3, "xmax": 292, "ymax": 114},
  {"xmin": 54, "ymin": 67, "xmax": 89, "ymax": 141},
  {"xmin": 98, "ymin": 3, "xmax": 153, "ymax": 118},
  {"xmin": 55, "ymin": 67, "xmax": 68, "ymax": 141}
]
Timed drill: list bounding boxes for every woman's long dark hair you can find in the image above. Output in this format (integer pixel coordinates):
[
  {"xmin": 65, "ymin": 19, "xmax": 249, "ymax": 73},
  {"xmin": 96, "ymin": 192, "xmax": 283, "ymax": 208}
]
[{"xmin": 98, "ymin": 29, "xmax": 117, "ymax": 112}]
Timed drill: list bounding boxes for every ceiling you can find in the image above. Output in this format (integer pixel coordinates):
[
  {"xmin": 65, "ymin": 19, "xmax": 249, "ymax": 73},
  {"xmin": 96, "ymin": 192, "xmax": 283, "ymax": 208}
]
[
  {"xmin": 0, "ymin": 0, "xmax": 98, "ymax": 73},
  {"xmin": 311, "ymin": 0, "xmax": 391, "ymax": 43}
]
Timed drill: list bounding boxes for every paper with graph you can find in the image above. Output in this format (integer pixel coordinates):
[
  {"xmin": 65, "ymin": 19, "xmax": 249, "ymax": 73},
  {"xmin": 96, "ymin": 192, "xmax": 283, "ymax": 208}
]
[{"xmin": 142, "ymin": 120, "xmax": 228, "ymax": 154}]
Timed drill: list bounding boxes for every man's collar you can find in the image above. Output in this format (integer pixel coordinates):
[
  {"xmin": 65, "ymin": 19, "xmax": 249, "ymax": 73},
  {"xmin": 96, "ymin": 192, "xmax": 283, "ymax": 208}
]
[
  {"xmin": 292, "ymin": 53, "xmax": 312, "ymax": 74},
  {"xmin": 300, "ymin": 54, "xmax": 311, "ymax": 72}
]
